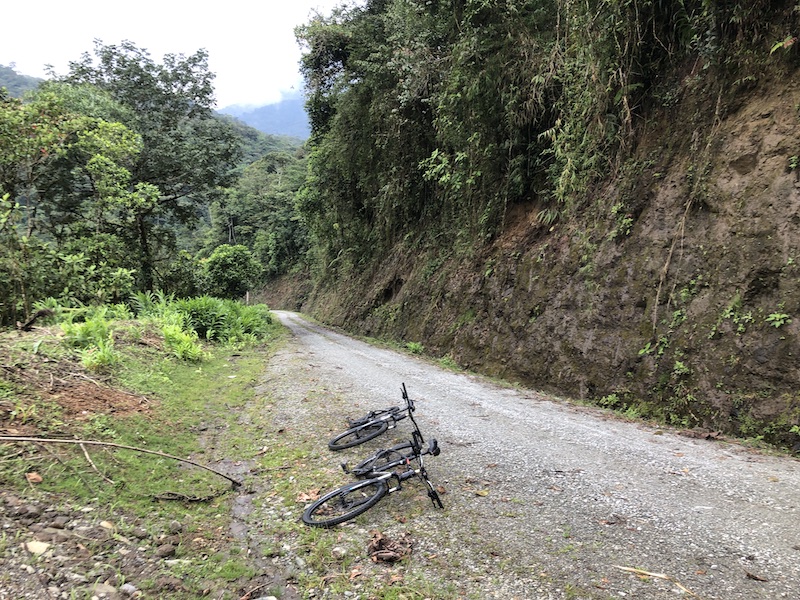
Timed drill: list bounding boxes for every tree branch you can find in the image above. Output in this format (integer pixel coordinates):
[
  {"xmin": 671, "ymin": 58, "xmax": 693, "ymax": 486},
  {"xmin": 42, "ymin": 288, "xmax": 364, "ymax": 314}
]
[{"xmin": 1, "ymin": 436, "xmax": 242, "ymax": 488}]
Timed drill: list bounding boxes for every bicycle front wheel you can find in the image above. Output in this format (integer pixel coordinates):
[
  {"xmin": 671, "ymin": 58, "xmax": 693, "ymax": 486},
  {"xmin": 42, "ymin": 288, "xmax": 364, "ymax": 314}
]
[
  {"xmin": 302, "ymin": 478, "xmax": 389, "ymax": 527},
  {"xmin": 328, "ymin": 421, "xmax": 389, "ymax": 451}
]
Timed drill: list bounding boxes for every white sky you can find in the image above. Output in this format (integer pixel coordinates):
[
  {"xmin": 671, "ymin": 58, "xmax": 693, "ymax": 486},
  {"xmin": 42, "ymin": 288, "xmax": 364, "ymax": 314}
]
[{"xmin": 0, "ymin": 0, "xmax": 350, "ymax": 108}]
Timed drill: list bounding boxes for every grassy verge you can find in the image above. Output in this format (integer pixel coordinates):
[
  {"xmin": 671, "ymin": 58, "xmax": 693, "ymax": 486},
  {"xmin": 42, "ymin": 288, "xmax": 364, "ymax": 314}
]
[{"xmin": 1, "ymin": 313, "xmax": 455, "ymax": 599}]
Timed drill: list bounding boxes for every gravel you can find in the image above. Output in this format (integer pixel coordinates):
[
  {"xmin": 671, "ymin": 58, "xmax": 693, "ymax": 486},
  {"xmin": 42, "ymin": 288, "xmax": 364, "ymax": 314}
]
[
  {"xmin": 0, "ymin": 491, "xmax": 194, "ymax": 599},
  {"xmin": 3, "ymin": 310, "xmax": 799, "ymax": 599},
  {"xmin": 268, "ymin": 310, "xmax": 800, "ymax": 599}
]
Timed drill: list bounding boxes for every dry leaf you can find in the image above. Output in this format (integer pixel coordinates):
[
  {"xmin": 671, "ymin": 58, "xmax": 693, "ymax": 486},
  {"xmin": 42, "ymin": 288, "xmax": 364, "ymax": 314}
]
[
  {"xmin": 25, "ymin": 472, "xmax": 43, "ymax": 484},
  {"xmin": 296, "ymin": 489, "xmax": 320, "ymax": 503},
  {"xmin": 475, "ymin": 489, "xmax": 489, "ymax": 497}
]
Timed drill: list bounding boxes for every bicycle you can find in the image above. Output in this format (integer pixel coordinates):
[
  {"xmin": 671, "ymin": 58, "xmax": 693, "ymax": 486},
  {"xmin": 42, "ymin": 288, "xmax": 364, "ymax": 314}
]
[
  {"xmin": 303, "ymin": 388, "xmax": 444, "ymax": 527},
  {"xmin": 326, "ymin": 383, "xmax": 413, "ymax": 451}
]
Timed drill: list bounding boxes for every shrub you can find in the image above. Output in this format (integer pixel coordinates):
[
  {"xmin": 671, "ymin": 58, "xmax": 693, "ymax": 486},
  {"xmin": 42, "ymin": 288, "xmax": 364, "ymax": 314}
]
[{"xmin": 202, "ymin": 244, "xmax": 260, "ymax": 299}]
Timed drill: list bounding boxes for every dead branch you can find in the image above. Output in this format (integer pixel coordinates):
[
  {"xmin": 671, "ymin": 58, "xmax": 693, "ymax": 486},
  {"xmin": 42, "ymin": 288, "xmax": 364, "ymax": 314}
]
[
  {"xmin": 613, "ymin": 565, "xmax": 699, "ymax": 597},
  {"xmin": 80, "ymin": 443, "xmax": 115, "ymax": 485},
  {"xmin": 16, "ymin": 309, "xmax": 54, "ymax": 331},
  {"xmin": 0, "ymin": 436, "xmax": 242, "ymax": 488},
  {"xmin": 152, "ymin": 490, "xmax": 229, "ymax": 502},
  {"xmin": 33, "ymin": 441, "xmax": 96, "ymax": 495}
]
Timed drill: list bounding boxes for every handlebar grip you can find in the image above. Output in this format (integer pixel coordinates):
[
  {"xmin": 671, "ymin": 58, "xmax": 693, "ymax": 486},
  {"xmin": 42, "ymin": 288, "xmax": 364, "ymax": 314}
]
[{"xmin": 428, "ymin": 438, "xmax": 440, "ymax": 456}]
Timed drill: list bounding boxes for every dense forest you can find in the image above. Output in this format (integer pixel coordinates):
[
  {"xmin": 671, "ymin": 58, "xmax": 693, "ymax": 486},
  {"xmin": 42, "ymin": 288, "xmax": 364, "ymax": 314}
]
[
  {"xmin": 4, "ymin": 0, "xmax": 800, "ymax": 447},
  {"xmin": 1, "ymin": 43, "xmax": 308, "ymax": 325}
]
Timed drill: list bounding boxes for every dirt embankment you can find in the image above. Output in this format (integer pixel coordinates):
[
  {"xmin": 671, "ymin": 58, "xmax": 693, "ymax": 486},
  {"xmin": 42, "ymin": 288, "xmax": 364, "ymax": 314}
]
[{"xmin": 262, "ymin": 74, "xmax": 800, "ymax": 448}]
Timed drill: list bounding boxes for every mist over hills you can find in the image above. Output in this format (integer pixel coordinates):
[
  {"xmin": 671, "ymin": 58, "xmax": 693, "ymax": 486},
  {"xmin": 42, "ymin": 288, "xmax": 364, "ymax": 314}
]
[
  {"xmin": 1, "ymin": 63, "xmax": 309, "ymax": 140},
  {"xmin": 218, "ymin": 94, "xmax": 310, "ymax": 140}
]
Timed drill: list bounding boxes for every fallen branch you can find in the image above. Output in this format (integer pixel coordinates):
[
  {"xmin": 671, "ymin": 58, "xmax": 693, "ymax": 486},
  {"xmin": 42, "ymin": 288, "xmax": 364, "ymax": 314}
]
[
  {"xmin": 613, "ymin": 565, "xmax": 699, "ymax": 597},
  {"xmin": 1, "ymin": 436, "xmax": 242, "ymax": 488},
  {"xmin": 16, "ymin": 308, "xmax": 55, "ymax": 331},
  {"xmin": 80, "ymin": 443, "xmax": 115, "ymax": 485}
]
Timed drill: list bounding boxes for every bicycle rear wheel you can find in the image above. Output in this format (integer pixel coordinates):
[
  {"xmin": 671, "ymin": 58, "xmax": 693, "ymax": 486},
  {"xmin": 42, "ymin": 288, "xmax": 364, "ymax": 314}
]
[
  {"xmin": 302, "ymin": 478, "xmax": 389, "ymax": 527},
  {"xmin": 328, "ymin": 421, "xmax": 389, "ymax": 451}
]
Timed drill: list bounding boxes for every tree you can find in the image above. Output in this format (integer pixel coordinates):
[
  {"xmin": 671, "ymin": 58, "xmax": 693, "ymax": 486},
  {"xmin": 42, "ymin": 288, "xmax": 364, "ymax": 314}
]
[
  {"xmin": 209, "ymin": 150, "xmax": 309, "ymax": 278},
  {"xmin": 202, "ymin": 244, "xmax": 260, "ymax": 299},
  {"xmin": 0, "ymin": 87, "xmax": 147, "ymax": 323},
  {"xmin": 58, "ymin": 40, "xmax": 242, "ymax": 290}
]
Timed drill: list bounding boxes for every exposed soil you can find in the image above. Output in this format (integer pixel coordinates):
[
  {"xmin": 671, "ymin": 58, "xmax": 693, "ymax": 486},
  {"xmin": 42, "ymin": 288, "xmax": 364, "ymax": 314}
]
[
  {"xmin": 261, "ymin": 73, "xmax": 800, "ymax": 448},
  {"xmin": 0, "ymin": 327, "xmax": 153, "ymax": 437}
]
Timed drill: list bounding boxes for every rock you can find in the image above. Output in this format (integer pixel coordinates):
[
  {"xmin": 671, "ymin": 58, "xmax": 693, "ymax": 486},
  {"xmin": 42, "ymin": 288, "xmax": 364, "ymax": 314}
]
[
  {"xmin": 155, "ymin": 543, "xmax": 176, "ymax": 558},
  {"xmin": 91, "ymin": 581, "xmax": 117, "ymax": 596},
  {"xmin": 154, "ymin": 575, "xmax": 184, "ymax": 591},
  {"xmin": 119, "ymin": 583, "xmax": 138, "ymax": 596},
  {"xmin": 24, "ymin": 540, "xmax": 51, "ymax": 555}
]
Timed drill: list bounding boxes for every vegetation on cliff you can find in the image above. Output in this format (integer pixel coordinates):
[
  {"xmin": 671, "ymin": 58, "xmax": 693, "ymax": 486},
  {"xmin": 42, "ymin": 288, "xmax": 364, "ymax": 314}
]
[{"xmin": 281, "ymin": 0, "xmax": 800, "ymax": 449}]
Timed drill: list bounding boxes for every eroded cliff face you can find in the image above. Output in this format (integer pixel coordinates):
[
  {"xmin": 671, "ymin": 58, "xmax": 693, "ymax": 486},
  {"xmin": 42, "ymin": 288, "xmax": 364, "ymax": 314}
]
[{"xmin": 264, "ymin": 77, "xmax": 800, "ymax": 447}]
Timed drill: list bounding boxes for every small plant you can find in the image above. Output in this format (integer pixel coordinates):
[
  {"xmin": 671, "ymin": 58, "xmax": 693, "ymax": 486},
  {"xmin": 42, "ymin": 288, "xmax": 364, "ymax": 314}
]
[
  {"xmin": 672, "ymin": 360, "xmax": 691, "ymax": 378},
  {"xmin": 766, "ymin": 312, "xmax": 792, "ymax": 328},
  {"xmin": 9, "ymin": 401, "xmax": 38, "ymax": 423},
  {"xmin": 438, "ymin": 355, "xmax": 460, "ymax": 370},
  {"xmin": 598, "ymin": 393, "xmax": 621, "ymax": 408},
  {"xmin": 406, "ymin": 341, "xmax": 424, "ymax": 355},
  {"xmin": 162, "ymin": 324, "xmax": 206, "ymax": 361},
  {"xmin": 80, "ymin": 336, "xmax": 120, "ymax": 370},
  {"xmin": 609, "ymin": 202, "xmax": 634, "ymax": 240},
  {"xmin": 790, "ymin": 155, "xmax": 799, "ymax": 171}
]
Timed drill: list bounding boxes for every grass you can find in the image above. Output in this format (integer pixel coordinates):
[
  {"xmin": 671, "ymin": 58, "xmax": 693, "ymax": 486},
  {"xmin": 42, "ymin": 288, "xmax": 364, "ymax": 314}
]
[{"xmin": 0, "ymin": 310, "xmax": 463, "ymax": 600}]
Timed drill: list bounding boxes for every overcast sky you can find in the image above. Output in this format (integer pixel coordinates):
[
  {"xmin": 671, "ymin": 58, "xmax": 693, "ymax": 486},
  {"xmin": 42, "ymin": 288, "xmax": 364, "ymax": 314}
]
[{"xmin": 0, "ymin": 0, "xmax": 352, "ymax": 108}]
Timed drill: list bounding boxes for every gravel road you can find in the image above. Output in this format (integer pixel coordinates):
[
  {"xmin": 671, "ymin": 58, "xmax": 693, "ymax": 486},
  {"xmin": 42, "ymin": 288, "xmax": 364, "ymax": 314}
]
[{"xmin": 272, "ymin": 310, "xmax": 800, "ymax": 600}]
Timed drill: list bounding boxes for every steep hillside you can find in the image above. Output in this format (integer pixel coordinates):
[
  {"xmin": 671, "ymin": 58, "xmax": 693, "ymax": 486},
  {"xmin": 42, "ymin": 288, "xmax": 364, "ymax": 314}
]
[{"xmin": 263, "ymin": 69, "xmax": 800, "ymax": 449}]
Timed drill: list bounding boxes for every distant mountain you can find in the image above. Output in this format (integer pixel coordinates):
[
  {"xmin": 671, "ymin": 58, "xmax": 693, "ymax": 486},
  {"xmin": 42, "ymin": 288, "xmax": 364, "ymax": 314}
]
[
  {"xmin": 219, "ymin": 94, "xmax": 310, "ymax": 140},
  {"xmin": 0, "ymin": 64, "xmax": 43, "ymax": 97}
]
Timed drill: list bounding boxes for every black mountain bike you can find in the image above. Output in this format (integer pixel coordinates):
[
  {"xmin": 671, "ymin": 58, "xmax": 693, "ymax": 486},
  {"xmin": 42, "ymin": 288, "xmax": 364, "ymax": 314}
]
[
  {"xmin": 303, "ymin": 388, "xmax": 444, "ymax": 527},
  {"xmin": 327, "ymin": 383, "xmax": 413, "ymax": 451}
]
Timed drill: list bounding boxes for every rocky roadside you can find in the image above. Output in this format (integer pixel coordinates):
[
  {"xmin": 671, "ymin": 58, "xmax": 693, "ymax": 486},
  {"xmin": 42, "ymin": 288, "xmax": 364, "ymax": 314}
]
[{"xmin": 0, "ymin": 490, "xmax": 234, "ymax": 600}]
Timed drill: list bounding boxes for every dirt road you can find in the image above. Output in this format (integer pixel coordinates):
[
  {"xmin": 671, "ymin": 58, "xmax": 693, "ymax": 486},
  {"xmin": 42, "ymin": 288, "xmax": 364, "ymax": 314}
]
[{"xmin": 271, "ymin": 310, "xmax": 800, "ymax": 599}]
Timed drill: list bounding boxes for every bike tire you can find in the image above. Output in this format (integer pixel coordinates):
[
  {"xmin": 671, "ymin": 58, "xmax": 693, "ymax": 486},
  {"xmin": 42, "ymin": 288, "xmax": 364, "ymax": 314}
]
[
  {"xmin": 302, "ymin": 478, "xmax": 389, "ymax": 527},
  {"xmin": 328, "ymin": 421, "xmax": 389, "ymax": 451},
  {"xmin": 350, "ymin": 442, "xmax": 415, "ymax": 477}
]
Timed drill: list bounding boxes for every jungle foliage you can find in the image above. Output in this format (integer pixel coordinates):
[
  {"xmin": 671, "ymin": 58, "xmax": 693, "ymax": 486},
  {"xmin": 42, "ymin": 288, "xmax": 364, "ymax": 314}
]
[
  {"xmin": 296, "ymin": 0, "xmax": 788, "ymax": 273},
  {"xmin": 2, "ymin": 2, "xmax": 794, "ymax": 327},
  {"xmin": 0, "ymin": 48, "xmax": 306, "ymax": 328}
]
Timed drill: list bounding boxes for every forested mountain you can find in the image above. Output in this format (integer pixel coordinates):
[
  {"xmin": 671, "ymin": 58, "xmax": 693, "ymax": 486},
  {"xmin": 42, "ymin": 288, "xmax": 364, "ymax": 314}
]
[
  {"xmin": 1, "ymin": 40, "xmax": 308, "ymax": 325},
  {"xmin": 218, "ymin": 94, "xmax": 310, "ymax": 139},
  {"xmin": 0, "ymin": 64, "xmax": 42, "ymax": 97},
  {"xmin": 258, "ymin": 0, "xmax": 800, "ymax": 450}
]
